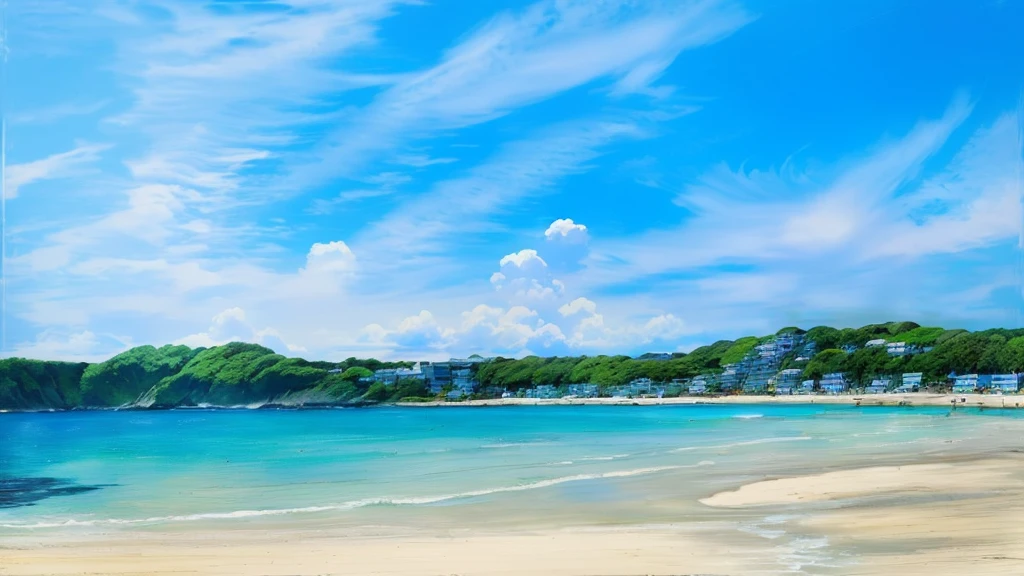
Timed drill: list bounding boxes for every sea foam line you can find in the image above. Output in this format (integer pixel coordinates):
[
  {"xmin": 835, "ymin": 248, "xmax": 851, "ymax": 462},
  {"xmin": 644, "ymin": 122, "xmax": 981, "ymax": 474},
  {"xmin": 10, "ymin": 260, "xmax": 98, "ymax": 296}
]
[
  {"xmin": 672, "ymin": 436, "xmax": 812, "ymax": 453},
  {"xmin": 0, "ymin": 464, "xmax": 705, "ymax": 530}
]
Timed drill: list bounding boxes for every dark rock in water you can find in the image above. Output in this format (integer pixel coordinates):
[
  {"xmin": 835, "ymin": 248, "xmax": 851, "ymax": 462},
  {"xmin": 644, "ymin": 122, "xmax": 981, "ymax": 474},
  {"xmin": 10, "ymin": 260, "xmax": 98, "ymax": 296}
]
[{"xmin": 0, "ymin": 477, "xmax": 110, "ymax": 508}]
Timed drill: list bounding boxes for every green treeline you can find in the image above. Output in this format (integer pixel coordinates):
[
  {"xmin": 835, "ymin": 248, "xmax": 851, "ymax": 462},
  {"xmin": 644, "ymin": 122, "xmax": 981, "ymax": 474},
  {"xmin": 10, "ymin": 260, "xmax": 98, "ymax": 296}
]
[
  {"xmin": 4, "ymin": 321, "xmax": 1024, "ymax": 410},
  {"xmin": 0, "ymin": 343, "xmax": 417, "ymax": 410},
  {"xmin": 475, "ymin": 322, "xmax": 1024, "ymax": 391}
]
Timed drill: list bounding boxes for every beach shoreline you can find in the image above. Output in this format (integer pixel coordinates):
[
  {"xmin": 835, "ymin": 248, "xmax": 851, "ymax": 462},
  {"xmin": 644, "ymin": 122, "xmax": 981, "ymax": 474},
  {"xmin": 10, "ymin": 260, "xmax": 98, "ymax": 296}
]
[
  {"xmin": 397, "ymin": 392, "xmax": 1024, "ymax": 409},
  {"xmin": 6, "ymin": 453, "xmax": 1024, "ymax": 575}
]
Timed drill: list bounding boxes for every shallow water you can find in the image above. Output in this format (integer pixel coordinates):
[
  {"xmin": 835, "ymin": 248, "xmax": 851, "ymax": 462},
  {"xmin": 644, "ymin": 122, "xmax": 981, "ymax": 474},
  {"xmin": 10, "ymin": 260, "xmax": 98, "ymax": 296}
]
[{"xmin": 1, "ymin": 404, "xmax": 1021, "ymax": 547}]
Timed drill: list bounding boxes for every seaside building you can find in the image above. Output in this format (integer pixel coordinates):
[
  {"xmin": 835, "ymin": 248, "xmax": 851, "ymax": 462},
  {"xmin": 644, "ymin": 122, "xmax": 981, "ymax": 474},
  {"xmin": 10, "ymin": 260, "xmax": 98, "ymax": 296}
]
[
  {"xmin": 866, "ymin": 378, "xmax": 891, "ymax": 394},
  {"xmin": 886, "ymin": 342, "xmax": 907, "ymax": 357},
  {"xmin": 865, "ymin": 339, "xmax": 886, "ymax": 348},
  {"xmin": 525, "ymin": 385, "xmax": 560, "ymax": 399},
  {"xmin": 820, "ymin": 373, "xmax": 848, "ymax": 394},
  {"xmin": 795, "ymin": 340, "xmax": 817, "ymax": 362},
  {"xmin": 897, "ymin": 372, "xmax": 923, "ymax": 393},
  {"xmin": 989, "ymin": 374, "xmax": 1021, "ymax": 393},
  {"xmin": 688, "ymin": 375, "xmax": 710, "ymax": 395},
  {"xmin": 797, "ymin": 379, "xmax": 816, "ymax": 394},
  {"xmin": 952, "ymin": 374, "xmax": 979, "ymax": 393},
  {"xmin": 567, "ymin": 384, "xmax": 599, "ymax": 398},
  {"xmin": 373, "ymin": 364, "xmax": 425, "ymax": 385},
  {"xmin": 774, "ymin": 369, "xmax": 803, "ymax": 395},
  {"xmin": 718, "ymin": 364, "xmax": 746, "ymax": 391},
  {"xmin": 423, "ymin": 359, "xmax": 480, "ymax": 395}
]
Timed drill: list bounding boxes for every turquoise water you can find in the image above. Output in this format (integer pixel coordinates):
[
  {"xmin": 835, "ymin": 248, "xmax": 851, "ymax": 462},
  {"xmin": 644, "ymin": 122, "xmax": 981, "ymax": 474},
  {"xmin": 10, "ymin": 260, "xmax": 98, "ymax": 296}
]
[{"xmin": 2, "ymin": 404, "xmax": 1022, "ymax": 536}]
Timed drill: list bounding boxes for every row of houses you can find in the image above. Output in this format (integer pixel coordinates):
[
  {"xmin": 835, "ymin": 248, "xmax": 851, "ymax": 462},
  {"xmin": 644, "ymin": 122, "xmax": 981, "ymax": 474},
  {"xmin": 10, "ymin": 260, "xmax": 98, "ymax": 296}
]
[
  {"xmin": 951, "ymin": 373, "xmax": 1023, "ymax": 393},
  {"xmin": 370, "ymin": 356, "xmax": 490, "ymax": 399}
]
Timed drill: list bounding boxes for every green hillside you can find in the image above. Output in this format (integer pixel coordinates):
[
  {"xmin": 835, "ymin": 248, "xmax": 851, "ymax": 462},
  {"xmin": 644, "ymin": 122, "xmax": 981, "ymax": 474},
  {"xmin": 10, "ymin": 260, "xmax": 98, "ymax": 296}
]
[{"xmin": 4, "ymin": 321, "xmax": 1024, "ymax": 410}]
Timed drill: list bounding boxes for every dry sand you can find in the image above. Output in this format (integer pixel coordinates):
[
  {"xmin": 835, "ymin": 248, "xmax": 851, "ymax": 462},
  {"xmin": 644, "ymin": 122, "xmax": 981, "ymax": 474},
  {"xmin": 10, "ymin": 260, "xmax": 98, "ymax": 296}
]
[
  {"xmin": 0, "ymin": 525, "xmax": 774, "ymax": 576},
  {"xmin": 400, "ymin": 392, "xmax": 1024, "ymax": 409},
  {"xmin": 700, "ymin": 454, "xmax": 1024, "ymax": 575}
]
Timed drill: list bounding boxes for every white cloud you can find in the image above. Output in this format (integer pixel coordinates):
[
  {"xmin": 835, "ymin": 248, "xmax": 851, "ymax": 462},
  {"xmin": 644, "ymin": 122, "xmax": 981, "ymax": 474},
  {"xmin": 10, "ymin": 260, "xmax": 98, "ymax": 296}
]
[
  {"xmin": 587, "ymin": 96, "xmax": 976, "ymax": 282},
  {"xmin": 493, "ymin": 248, "xmax": 565, "ymax": 302},
  {"xmin": 544, "ymin": 218, "xmax": 589, "ymax": 243},
  {"xmin": 6, "ymin": 144, "xmax": 110, "ymax": 199},
  {"xmin": 175, "ymin": 307, "xmax": 304, "ymax": 355},
  {"xmin": 544, "ymin": 218, "xmax": 591, "ymax": 270},
  {"xmin": 302, "ymin": 241, "xmax": 357, "ymax": 275},
  {"xmin": 559, "ymin": 297, "xmax": 597, "ymax": 317},
  {"xmin": 499, "ymin": 249, "xmax": 548, "ymax": 271},
  {"xmin": 306, "ymin": 0, "xmax": 752, "ymax": 180},
  {"xmin": 353, "ymin": 118, "xmax": 648, "ymax": 270},
  {"xmin": 4, "ymin": 330, "xmax": 131, "ymax": 363},
  {"xmin": 10, "ymin": 99, "xmax": 110, "ymax": 124}
]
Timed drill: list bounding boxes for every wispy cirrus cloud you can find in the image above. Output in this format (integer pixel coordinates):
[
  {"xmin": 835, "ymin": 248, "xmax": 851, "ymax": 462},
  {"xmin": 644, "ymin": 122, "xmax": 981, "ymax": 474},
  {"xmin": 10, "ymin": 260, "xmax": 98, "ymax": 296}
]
[
  {"xmin": 301, "ymin": 0, "xmax": 753, "ymax": 183},
  {"xmin": 6, "ymin": 144, "xmax": 111, "ymax": 200}
]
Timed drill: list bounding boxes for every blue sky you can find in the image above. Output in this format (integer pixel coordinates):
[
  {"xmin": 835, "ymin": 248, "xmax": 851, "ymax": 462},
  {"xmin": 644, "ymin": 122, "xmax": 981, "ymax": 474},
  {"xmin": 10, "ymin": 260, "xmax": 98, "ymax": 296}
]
[{"xmin": 3, "ymin": 0, "xmax": 1023, "ymax": 362}]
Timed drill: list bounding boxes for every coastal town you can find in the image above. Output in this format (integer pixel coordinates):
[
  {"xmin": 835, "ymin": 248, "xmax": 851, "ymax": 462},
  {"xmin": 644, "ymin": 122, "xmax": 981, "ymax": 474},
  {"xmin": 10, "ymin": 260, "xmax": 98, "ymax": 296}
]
[{"xmin": 366, "ymin": 331, "xmax": 1023, "ymax": 401}]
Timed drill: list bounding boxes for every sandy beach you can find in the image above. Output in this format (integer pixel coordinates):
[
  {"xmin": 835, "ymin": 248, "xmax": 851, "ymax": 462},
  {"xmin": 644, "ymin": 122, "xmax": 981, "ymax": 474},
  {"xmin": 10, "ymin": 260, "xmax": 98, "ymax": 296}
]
[
  {"xmin": 400, "ymin": 392, "xmax": 1024, "ymax": 409},
  {"xmin": 701, "ymin": 454, "xmax": 1024, "ymax": 575},
  {"xmin": 0, "ymin": 524, "xmax": 775, "ymax": 576},
  {"xmin": 5, "ymin": 455, "xmax": 1024, "ymax": 575},
  {"xmin": 5, "ymin": 404, "xmax": 1024, "ymax": 575}
]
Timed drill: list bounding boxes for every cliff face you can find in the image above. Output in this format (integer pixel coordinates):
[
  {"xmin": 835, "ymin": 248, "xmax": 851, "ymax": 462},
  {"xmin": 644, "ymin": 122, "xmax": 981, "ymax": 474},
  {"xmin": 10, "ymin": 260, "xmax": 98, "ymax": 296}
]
[{"xmin": 0, "ymin": 359, "xmax": 89, "ymax": 411}]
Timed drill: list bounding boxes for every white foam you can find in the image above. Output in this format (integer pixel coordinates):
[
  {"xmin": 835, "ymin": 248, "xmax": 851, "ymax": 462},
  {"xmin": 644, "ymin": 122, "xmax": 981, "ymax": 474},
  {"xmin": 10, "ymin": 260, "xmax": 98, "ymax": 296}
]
[
  {"xmin": 480, "ymin": 442, "xmax": 551, "ymax": 449},
  {"xmin": 579, "ymin": 454, "xmax": 630, "ymax": 461},
  {"xmin": 0, "ymin": 465, "xmax": 699, "ymax": 530},
  {"xmin": 672, "ymin": 436, "xmax": 812, "ymax": 453},
  {"xmin": 733, "ymin": 414, "xmax": 764, "ymax": 419}
]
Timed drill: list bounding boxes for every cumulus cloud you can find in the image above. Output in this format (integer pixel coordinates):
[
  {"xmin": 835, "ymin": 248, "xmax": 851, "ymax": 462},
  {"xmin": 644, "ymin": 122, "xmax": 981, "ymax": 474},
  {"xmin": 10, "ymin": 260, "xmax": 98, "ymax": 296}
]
[
  {"xmin": 544, "ymin": 218, "xmax": 589, "ymax": 243},
  {"xmin": 4, "ymin": 330, "xmax": 132, "ymax": 363},
  {"xmin": 543, "ymin": 218, "xmax": 591, "ymax": 270},
  {"xmin": 175, "ymin": 307, "xmax": 304, "ymax": 355},
  {"xmin": 492, "ymin": 248, "xmax": 565, "ymax": 302},
  {"xmin": 559, "ymin": 297, "xmax": 598, "ymax": 317},
  {"xmin": 301, "ymin": 241, "xmax": 357, "ymax": 275},
  {"xmin": 362, "ymin": 293, "xmax": 688, "ymax": 359}
]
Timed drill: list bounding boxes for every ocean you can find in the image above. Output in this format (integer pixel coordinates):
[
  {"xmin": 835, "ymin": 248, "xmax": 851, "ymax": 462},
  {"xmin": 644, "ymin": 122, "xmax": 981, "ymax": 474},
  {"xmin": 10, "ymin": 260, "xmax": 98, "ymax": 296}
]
[{"xmin": 3, "ymin": 404, "xmax": 1023, "ymax": 571}]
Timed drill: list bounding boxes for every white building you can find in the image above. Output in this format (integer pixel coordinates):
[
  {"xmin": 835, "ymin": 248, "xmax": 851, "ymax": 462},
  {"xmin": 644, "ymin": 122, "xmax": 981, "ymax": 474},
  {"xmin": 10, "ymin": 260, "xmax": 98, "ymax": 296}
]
[
  {"xmin": 886, "ymin": 342, "xmax": 908, "ymax": 357},
  {"xmin": 865, "ymin": 339, "xmax": 887, "ymax": 348}
]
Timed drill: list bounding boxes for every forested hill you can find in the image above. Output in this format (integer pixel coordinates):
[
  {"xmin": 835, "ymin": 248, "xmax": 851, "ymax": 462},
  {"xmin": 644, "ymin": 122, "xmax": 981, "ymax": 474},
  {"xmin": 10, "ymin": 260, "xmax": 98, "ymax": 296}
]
[
  {"xmin": 3, "ymin": 321, "xmax": 1024, "ymax": 410},
  {"xmin": 0, "ymin": 343, "xmax": 415, "ymax": 411}
]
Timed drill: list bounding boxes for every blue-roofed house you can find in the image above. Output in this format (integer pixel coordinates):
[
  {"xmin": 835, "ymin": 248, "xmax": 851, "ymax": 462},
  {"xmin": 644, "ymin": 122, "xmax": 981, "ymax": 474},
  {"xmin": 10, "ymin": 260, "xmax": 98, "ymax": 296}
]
[
  {"xmin": 566, "ymin": 383, "xmax": 599, "ymax": 398},
  {"xmin": 774, "ymin": 369, "xmax": 803, "ymax": 395},
  {"xmin": 525, "ymin": 385, "xmax": 560, "ymax": 399},
  {"xmin": 866, "ymin": 378, "xmax": 890, "ymax": 394},
  {"xmin": 897, "ymin": 373, "xmax": 923, "ymax": 393},
  {"xmin": 821, "ymin": 373, "xmax": 848, "ymax": 395},
  {"xmin": 989, "ymin": 374, "xmax": 1020, "ymax": 393},
  {"xmin": 952, "ymin": 374, "xmax": 979, "ymax": 393}
]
